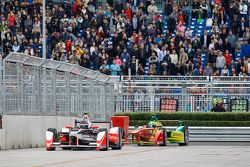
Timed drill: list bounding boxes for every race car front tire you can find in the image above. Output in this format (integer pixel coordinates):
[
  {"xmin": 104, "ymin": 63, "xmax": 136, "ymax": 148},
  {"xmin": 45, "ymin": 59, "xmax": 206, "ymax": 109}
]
[
  {"xmin": 46, "ymin": 128, "xmax": 57, "ymax": 151},
  {"xmin": 112, "ymin": 128, "xmax": 123, "ymax": 150},
  {"xmin": 159, "ymin": 128, "xmax": 167, "ymax": 146},
  {"xmin": 100, "ymin": 129, "xmax": 109, "ymax": 151}
]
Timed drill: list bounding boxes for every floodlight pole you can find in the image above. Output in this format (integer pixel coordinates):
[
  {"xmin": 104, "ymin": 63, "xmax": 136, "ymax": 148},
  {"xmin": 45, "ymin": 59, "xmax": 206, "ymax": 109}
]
[{"xmin": 42, "ymin": 0, "xmax": 46, "ymax": 59}]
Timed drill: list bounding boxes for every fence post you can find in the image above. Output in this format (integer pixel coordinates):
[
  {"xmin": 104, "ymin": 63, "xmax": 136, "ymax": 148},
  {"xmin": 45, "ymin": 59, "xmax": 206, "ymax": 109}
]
[
  {"xmin": 150, "ymin": 86, "xmax": 154, "ymax": 112},
  {"xmin": 65, "ymin": 72, "xmax": 70, "ymax": 116},
  {"xmin": 210, "ymin": 76, "xmax": 213, "ymax": 112},
  {"xmin": 17, "ymin": 63, "xmax": 23, "ymax": 114},
  {"xmin": 77, "ymin": 75, "xmax": 82, "ymax": 117},
  {"xmin": 51, "ymin": 69, "xmax": 56, "ymax": 115},
  {"xmin": 0, "ymin": 54, "xmax": 2, "ymax": 115},
  {"xmin": 182, "ymin": 81, "xmax": 186, "ymax": 112}
]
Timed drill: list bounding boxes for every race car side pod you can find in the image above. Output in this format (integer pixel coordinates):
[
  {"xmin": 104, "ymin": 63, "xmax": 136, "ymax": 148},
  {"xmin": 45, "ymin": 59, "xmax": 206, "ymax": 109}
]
[{"xmin": 96, "ymin": 129, "xmax": 109, "ymax": 151}]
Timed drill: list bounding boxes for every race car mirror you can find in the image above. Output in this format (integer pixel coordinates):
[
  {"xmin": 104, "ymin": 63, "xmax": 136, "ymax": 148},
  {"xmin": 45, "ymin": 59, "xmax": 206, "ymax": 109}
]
[
  {"xmin": 160, "ymin": 98, "xmax": 178, "ymax": 112},
  {"xmin": 230, "ymin": 99, "xmax": 248, "ymax": 112}
]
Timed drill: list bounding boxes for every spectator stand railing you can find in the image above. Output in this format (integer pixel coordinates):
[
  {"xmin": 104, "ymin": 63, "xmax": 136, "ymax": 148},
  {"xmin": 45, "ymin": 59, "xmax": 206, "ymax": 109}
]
[
  {"xmin": 116, "ymin": 76, "xmax": 210, "ymax": 112},
  {"xmin": 210, "ymin": 76, "xmax": 250, "ymax": 112},
  {"xmin": 2, "ymin": 53, "xmax": 118, "ymax": 121},
  {"xmin": 115, "ymin": 76, "xmax": 250, "ymax": 112}
]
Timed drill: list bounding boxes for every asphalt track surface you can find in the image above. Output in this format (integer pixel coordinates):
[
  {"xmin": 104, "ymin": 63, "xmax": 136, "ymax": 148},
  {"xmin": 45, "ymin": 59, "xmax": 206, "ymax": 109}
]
[{"xmin": 1, "ymin": 142, "xmax": 250, "ymax": 167}]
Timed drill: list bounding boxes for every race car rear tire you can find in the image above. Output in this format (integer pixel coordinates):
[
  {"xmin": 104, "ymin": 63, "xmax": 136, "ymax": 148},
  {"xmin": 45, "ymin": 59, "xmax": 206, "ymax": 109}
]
[
  {"xmin": 159, "ymin": 128, "xmax": 167, "ymax": 146},
  {"xmin": 112, "ymin": 128, "xmax": 123, "ymax": 150},
  {"xmin": 100, "ymin": 129, "xmax": 109, "ymax": 151},
  {"xmin": 178, "ymin": 126, "xmax": 189, "ymax": 146},
  {"xmin": 46, "ymin": 128, "xmax": 57, "ymax": 151}
]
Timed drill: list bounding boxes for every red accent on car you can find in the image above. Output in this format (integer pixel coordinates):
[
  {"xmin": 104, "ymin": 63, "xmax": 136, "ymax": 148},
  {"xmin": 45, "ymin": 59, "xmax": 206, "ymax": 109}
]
[
  {"xmin": 91, "ymin": 125, "xmax": 99, "ymax": 129},
  {"xmin": 154, "ymin": 130, "xmax": 164, "ymax": 145},
  {"xmin": 59, "ymin": 134, "xmax": 67, "ymax": 142},
  {"xmin": 65, "ymin": 126, "xmax": 73, "ymax": 129},
  {"xmin": 108, "ymin": 133, "xmax": 119, "ymax": 142}
]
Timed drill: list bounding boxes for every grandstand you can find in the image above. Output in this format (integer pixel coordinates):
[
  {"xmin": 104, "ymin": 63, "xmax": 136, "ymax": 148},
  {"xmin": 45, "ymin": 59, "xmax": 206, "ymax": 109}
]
[{"xmin": 0, "ymin": 0, "xmax": 249, "ymax": 77}]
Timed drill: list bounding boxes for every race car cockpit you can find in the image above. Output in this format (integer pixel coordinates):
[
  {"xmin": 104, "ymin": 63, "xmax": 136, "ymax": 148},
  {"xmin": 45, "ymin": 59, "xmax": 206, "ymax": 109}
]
[{"xmin": 79, "ymin": 113, "xmax": 92, "ymax": 129}]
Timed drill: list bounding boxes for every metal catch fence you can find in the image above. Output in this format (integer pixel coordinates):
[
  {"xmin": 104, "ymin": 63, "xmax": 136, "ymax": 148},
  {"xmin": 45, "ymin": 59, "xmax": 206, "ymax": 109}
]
[
  {"xmin": 1, "ymin": 53, "xmax": 118, "ymax": 121},
  {"xmin": 0, "ymin": 53, "xmax": 249, "ymax": 117},
  {"xmin": 115, "ymin": 76, "xmax": 250, "ymax": 112}
]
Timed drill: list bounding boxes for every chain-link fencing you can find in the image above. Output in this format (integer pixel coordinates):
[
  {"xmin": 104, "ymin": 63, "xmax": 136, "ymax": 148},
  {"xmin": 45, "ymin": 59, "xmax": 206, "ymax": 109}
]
[{"xmin": 2, "ymin": 53, "xmax": 118, "ymax": 121}]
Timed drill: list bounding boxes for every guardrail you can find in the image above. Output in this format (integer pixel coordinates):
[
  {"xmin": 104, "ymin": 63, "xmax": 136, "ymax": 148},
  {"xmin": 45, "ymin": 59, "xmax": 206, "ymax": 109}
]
[{"xmin": 129, "ymin": 126, "xmax": 250, "ymax": 142}]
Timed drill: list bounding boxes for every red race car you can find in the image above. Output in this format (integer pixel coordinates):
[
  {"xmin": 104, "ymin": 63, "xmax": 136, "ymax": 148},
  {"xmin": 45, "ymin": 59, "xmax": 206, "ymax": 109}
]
[{"xmin": 45, "ymin": 114, "xmax": 123, "ymax": 151}]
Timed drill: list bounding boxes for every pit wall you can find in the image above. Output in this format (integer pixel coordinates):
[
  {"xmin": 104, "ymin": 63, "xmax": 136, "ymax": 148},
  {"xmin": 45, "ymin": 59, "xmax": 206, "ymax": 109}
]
[{"xmin": 0, "ymin": 115, "xmax": 79, "ymax": 150}]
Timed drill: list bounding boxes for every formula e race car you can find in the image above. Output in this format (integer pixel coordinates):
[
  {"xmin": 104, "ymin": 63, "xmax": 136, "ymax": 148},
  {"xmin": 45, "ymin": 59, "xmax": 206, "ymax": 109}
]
[
  {"xmin": 131, "ymin": 114, "xmax": 189, "ymax": 146},
  {"xmin": 45, "ymin": 114, "xmax": 123, "ymax": 151}
]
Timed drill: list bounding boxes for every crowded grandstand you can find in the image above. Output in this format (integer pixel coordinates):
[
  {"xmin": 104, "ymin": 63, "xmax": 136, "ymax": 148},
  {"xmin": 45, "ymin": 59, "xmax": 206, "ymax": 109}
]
[{"xmin": 0, "ymin": 0, "xmax": 249, "ymax": 76}]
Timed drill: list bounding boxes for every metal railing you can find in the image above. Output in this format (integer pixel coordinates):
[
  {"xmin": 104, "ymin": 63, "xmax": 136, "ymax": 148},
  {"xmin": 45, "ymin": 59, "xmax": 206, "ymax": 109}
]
[
  {"xmin": 115, "ymin": 76, "xmax": 250, "ymax": 112},
  {"xmin": 1, "ymin": 53, "xmax": 119, "ymax": 121},
  {"xmin": 1, "ymin": 53, "xmax": 249, "ymax": 118}
]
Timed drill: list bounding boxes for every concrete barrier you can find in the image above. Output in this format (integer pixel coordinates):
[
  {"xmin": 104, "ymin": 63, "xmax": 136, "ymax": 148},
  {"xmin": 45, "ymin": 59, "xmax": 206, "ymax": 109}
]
[
  {"xmin": 0, "ymin": 129, "xmax": 6, "ymax": 150},
  {"xmin": 0, "ymin": 115, "xmax": 79, "ymax": 150}
]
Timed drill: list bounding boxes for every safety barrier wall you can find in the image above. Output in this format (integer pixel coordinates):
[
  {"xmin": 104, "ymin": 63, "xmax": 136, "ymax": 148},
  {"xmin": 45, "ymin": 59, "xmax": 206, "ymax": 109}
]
[
  {"xmin": 0, "ymin": 115, "xmax": 79, "ymax": 150},
  {"xmin": 115, "ymin": 76, "xmax": 250, "ymax": 112}
]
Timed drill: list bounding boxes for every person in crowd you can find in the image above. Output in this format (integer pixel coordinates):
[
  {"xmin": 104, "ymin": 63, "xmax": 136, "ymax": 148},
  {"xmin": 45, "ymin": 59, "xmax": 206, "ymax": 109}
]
[
  {"xmin": 211, "ymin": 103, "xmax": 226, "ymax": 112},
  {"xmin": 0, "ymin": 0, "xmax": 249, "ymax": 78},
  {"xmin": 216, "ymin": 51, "xmax": 226, "ymax": 74}
]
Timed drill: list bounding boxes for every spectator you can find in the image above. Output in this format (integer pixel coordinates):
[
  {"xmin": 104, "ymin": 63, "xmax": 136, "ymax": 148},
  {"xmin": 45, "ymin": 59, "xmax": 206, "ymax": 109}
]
[
  {"xmin": 203, "ymin": 63, "xmax": 213, "ymax": 76},
  {"xmin": 137, "ymin": 63, "xmax": 145, "ymax": 75},
  {"xmin": 192, "ymin": 35, "xmax": 201, "ymax": 52},
  {"xmin": 228, "ymin": 30, "xmax": 237, "ymax": 58},
  {"xmin": 178, "ymin": 48, "xmax": 188, "ymax": 67},
  {"xmin": 216, "ymin": 51, "xmax": 226, "ymax": 73},
  {"xmin": 147, "ymin": 1, "xmax": 158, "ymax": 22},
  {"xmin": 167, "ymin": 13, "xmax": 176, "ymax": 34},
  {"xmin": 99, "ymin": 60, "xmax": 110, "ymax": 75},
  {"xmin": 242, "ymin": 39, "xmax": 250, "ymax": 58},
  {"xmin": 165, "ymin": 1, "xmax": 173, "ymax": 17},
  {"xmin": 69, "ymin": 50, "xmax": 80, "ymax": 65},
  {"xmin": 12, "ymin": 41, "xmax": 20, "ymax": 52},
  {"xmin": 0, "ymin": 0, "xmax": 249, "ymax": 79},
  {"xmin": 224, "ymin": 50, "xmax": 232, "ymax": 66},
  {"xmin": 24, "ymin": 46, "xmax": 34, "ymax": 56},
  {"xmin": 239, "ymin": 0, "xmax": 248, "ymax": 20},
  {"xmin": 211, "ymin": 103, "xmax": 226, "ymax": 112},
  {"xmin": 169, "ymin": 50, "xmax": 178, "ymax": 66},
  {"xmin": 185, "ymin": 27, "xmax": 193, "ymax": 39},
  {"xmin": 121, "ymin": 49, "xmax": 130, "ymax": 66},
  {"xmin": 7, "ymin": 11, "xmax": 16, "ymax": 36},
  {"xmin": 201, "ymin": 29, "xmax": 211, "ymax": 48},
  {"xmin": 221, "ymin": 65, "xmax": 230, "ymax": 76}
]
